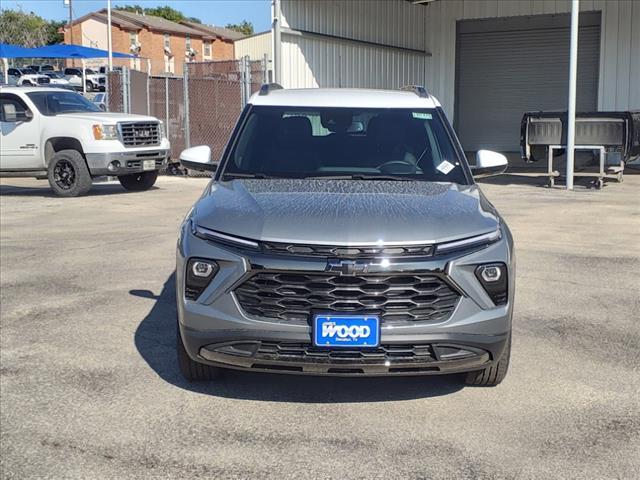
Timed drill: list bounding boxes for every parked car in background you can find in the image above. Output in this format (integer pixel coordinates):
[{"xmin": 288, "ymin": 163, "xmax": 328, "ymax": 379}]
[
  {"xmin": 43, "ymin": 72, "xmax": 71, "ymax": 86},
  {"xmin": 99, "ymin": 66, "xmax": 122, "ymax": 74},
  {"xmin": 63, "ymin": 67, "xmax": 106, "ymax": 92},
  {"xmin": 92, "ymin": 93, "xmax": 107, "ymax": 111},
  {"xmin": 0, "ymin": 87, "xmax": 170, "ymax": 197},
  {"xmin": 176, "ymin": 85, "xmax": 514, "ymax": 386},
  {"xmin": 7, "ymin": 68, "xmax": 51, "ymax": 86},
  {"xmin": 26, "ymin": 65, "xmax": 55, "ymax": 73}
]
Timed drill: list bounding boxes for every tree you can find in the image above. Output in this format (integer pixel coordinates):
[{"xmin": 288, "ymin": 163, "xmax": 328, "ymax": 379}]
[
  {"xmin": 225, "ymin": 20, "xmax": 254, "ymax": 36},
  {"xmin": 115, "ymin": 4, "xmax": 201, "ymax": 24},
  {"xmin": 0, "ymin": 9, "xmax": 63, "ymax": 47}
]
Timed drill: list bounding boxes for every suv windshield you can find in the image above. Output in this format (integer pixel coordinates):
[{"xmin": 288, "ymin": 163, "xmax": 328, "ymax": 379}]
[
  {"xmin": 223, "ymin": 106, "xmax": 468, "ymax": 184},
  {"xmin": 26, "ymin": 91, "xmax": 101, "ymax": 115}
]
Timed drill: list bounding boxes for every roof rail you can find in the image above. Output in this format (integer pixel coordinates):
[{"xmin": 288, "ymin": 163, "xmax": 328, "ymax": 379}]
[
  {"xmin": 400, "ymin": 85, "xmax": 429, "ymax": 98},
  {"xmin": 258, "ymin": 83, "xmax": 284, "ymax": 96}
]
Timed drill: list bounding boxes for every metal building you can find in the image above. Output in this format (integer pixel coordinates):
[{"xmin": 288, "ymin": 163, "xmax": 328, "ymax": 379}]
[{"xmin": 269, "ymin": 0, "xmax": 640, "ymax": 153}]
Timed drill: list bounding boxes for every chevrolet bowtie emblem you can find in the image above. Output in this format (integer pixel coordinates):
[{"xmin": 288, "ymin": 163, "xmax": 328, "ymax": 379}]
[{"xmin": 326, "ymin": 259, "xmax": 370, "ymax": 275}]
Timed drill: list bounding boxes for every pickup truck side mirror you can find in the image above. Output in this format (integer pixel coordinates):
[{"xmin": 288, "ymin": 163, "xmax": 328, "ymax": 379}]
[
  {"xmin": 179, "ymin": 145, "xmax": 217, "ymax": 172},
  {"xmin": 2, "ymin": 103, "xmax": 18, "ymax": 122},
  {"xmin": 471, "ymin": 150, "xmax": 508, "ymax": 178}
]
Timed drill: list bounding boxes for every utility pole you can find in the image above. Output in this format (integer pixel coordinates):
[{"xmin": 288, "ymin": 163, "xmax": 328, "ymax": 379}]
[
  {"xmin": 107, "ymin": 0, "xmax": 113, "ymax": 71},
  {"xmin": 66, "ymin": 0, "xmax": 73, "ymax": 44}
]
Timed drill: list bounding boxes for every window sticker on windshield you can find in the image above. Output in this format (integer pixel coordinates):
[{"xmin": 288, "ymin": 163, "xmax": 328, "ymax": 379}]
[
  {"xmin": 412, "ymin": 112, "xmax": 432, "ymax": 120},
  {"xmin": 436, "ymin": 160, "xmax": 455, "ymax": 174}
]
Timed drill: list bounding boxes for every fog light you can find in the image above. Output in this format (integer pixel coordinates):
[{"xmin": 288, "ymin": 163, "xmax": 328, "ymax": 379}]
[
  {"xmin": 185, "ymin": 258, "xmax": 219, "ymax": 300},
  {"xmin": 479, "ymin": 265, "xmax": 502, "ymax": 282},
  {"xmin": 192, "ymin": 261, "xmax": 214, "ymax": 277},
  {"xmin": 475, "ymin": 263, "xmax": 508, "ymax": 306},
  {"xmin": 107, "ymin": 160, "xmax": 121, "ymax": 172}
]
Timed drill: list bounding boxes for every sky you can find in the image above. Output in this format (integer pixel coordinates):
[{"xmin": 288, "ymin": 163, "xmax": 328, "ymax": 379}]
[{"xmin": 0, "ymin": 0, "xmax": 272, "ymax": 32}]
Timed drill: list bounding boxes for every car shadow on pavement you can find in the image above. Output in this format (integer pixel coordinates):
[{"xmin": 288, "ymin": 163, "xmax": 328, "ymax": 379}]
[
  {"xmin": 132, "ymin": 273, "xmax": 465, "ymax": 402},
  {"xmin": 0, "ymin": 183, "xmax": 158, "ymax": 197}
]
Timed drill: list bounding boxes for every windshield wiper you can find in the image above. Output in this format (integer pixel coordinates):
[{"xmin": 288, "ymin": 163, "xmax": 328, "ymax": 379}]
[
  {"xmin": 222, "ymin": 172, "xmax": 278, "ymax": 180},
  {"xmin": 302, "ymin": 174, "xmax": 415, "ymax": 181}
]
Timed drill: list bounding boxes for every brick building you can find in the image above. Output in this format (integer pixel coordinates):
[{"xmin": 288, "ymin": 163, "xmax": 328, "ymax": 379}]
[{"xmin": 63, "ymin": 9, "xmax": 243, "ymax": 75}]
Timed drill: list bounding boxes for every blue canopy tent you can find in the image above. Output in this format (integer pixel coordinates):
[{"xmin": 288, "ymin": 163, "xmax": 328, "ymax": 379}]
[{"xmin": 1, "ymin": 43, "xmax": 137, "ymax": 87}]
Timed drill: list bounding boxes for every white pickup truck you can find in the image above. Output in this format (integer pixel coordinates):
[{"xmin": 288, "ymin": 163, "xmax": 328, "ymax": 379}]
[{"xmin": 0, "ymin": 86, "xmax": 170, "ymax": 197}]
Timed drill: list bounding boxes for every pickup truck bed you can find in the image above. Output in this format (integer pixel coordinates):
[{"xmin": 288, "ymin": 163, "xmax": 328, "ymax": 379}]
[{"xmin": 520, "ymin": 111, "xmax": 640, "ymax": 163}]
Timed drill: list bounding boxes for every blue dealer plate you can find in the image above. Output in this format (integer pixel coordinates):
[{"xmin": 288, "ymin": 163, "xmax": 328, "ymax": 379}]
[{"xmin": 313, "ymin": 315, "xmax": 380, "ymax": 348}]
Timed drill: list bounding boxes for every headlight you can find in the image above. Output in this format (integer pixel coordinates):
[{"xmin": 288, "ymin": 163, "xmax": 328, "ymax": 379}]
[
  {"xmin": 436, "ymin": 228, "xmax": 501, "ymax": 255},
  {"xmin": 475, "ymin": 263, "xmax": 508, "ymax": 306},
  {"xmin": 158, "ymin": 121, "xmax": 166, "ymax": 139},
  {"xmin": 185, "ymin": 258, "xmax": 219, "ymax": 300},
  {"xmin": 92, "ymin": 124, "xmax": 118, "ymax": 140}
]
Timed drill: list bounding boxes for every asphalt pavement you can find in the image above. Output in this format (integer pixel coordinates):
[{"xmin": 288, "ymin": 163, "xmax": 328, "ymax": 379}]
[{"xmin": 1, "ymin": 173, "xmax": 639, "ymax": 479}]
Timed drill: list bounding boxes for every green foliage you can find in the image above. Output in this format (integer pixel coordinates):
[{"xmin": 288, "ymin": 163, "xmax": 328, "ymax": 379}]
[
  {"xmin": 224, "ymin": 20, "xmax": 254, "ymax": 36},
  {"xmin": 0, "ymin": 8, "xmax": 63, "ymax": 46},
  {"xmin": 115, "ymin": 4, "xmax": 201, "ymax": 24}
]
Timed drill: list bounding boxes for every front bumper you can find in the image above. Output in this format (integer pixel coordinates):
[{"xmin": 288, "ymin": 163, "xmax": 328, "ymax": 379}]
[
  {"xmin": 177, "ymin": 224, "xmax": 515, "ymax": 377},
  {"xmin": 85, "ymin": 149, "xmax": 170, "ymax": 176}
]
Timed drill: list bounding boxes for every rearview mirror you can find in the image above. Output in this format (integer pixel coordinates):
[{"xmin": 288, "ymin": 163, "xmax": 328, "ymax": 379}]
[
  {"xmin": 471, "ymin": 150, "xmax": 508, "ymax": 178},
  {"xmin": 179, "ymin": 145, "xmax": 217, "ymax": 172}
]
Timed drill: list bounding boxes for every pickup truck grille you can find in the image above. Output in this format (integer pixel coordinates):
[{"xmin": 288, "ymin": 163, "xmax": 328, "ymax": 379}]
[
  {"xmin": 36, "ymin": 77, "xmax": 50, "ymax": 84},
  {"xmin": 118, "ymin": 122, "xmax": 160, "ymax": 147},
  {"xmin": 234, "ymin": 271, "xmax": 460, "ymax": 324}
]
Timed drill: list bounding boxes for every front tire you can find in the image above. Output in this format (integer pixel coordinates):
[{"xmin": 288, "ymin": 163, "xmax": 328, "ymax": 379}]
[
  {"xmin": 465, "ymin": 334, "xmax": 511, "ymax": 386},
  {"xmin": 85, "ymin": 81, "xmax": 94, "ymax": 92},
  {"xmin": 177, "ymin": 325, "xmax": 221, "ymax": 381},
  {"xmin": 47, "ymin": 150, "xmax": 92, "ymax": 197},
  {"xmin": 118, "ymin": 171, "xmax": 158, "ymax": 191}
]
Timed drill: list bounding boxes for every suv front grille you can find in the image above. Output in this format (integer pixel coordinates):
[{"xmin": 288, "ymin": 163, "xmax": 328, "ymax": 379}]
[
  {"xmin": 261, "ymin": 242, "xmax": 433, "ymax": 258},
  {"xmin": 234, "ymin": 271, "xmax": 459, "ymax": 324},
  {"xmin": 257, "ymin": 342, "xmax": 436, "ymax": 361},
  {"xmin": 119, "ymin": 122, "xmax": 160, "ymax": 147}
]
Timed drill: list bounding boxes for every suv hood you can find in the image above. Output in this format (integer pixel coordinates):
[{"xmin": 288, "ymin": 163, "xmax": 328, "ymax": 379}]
[
  {"xmin": 56, "ymin": 112, "xmax": 159, "ymax": 123},
  {"xmin": 192, "ymin": 179, "xmax": 499, "ymax": 245}
]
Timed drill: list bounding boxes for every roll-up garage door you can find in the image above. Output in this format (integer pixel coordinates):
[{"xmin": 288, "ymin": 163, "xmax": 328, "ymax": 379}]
[{"xmin": 455, "ymin": 12, "xmax": 601, "ymax": 152}]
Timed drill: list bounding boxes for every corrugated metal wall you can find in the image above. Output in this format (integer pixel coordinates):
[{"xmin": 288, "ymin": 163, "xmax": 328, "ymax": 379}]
[
  {"xmin": 282, "ymin": 33, "xmax": 427, "ymax": 89},
  {"xmin": 280, "ymin": 0, "xmax": 640, "ymax": 119},
  {"xmin": 235, "ymin": 32, "xmax": 272, "ymax": 62}
]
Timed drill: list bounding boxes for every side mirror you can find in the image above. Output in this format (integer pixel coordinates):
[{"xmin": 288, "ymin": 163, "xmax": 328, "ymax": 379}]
[
  {"xmin": 471, "ymin": 150, "xmax": 508, "ymax": 178},
  {"xmin": 179, "ymin": 145, "xmax": 217, "ymax": 172},
  {"xmin": 2, "ymin": 103, "xmax": 17, "ymax": 122}
]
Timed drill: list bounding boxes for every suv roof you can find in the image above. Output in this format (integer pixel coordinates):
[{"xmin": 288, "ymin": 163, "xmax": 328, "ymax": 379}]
[
  {"xmin": 0, "ymin": 86, "xmax": 72, "ymax": 94},
  {"xmin": 248, "ymin": 88, "xmax": 441, "ymax": 109}
]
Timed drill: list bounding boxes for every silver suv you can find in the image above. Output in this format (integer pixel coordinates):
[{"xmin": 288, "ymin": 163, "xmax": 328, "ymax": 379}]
[{"xmin": 176, "ymin": 85, "xmax": 514, "ymax": 386}]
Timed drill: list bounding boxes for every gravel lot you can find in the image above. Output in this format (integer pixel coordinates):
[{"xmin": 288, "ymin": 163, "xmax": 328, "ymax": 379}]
[{"xmin": 1, "ymin": 174, "xmax": 639, "ymax": 479}]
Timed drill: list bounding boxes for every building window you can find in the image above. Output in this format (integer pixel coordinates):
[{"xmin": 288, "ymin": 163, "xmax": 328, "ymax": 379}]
[
  {"xmin": 204, "ymin": 42, "xmax": 211, "ymax": 57},
  {"xmin": 164, "ymin": 33, "xmax": 170, "ymax": 50},
  {"xmin": 129, "ymin": 32, "xmax": 138, "ymax": 48},
  {"xmin": 185, "ymin": 35, "xmax": 191, "ymax": 50}
]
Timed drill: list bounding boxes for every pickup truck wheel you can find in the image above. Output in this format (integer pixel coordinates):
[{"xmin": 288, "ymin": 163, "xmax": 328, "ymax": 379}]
[
  {"xmin": 118, "ymin": 171, "xmax": 158, "ymax": 191},
  {"xmin": 464, "ymin": 334, "xmax": 511, "ymax": 387},
  {"xmin": 47, "ymin": 150, "xmax": 92, "ymax": 197},
  {"xmin": 177, "ymin": 324, "xmax": 221, "ymax": 381},
  {"xmin": 85, "ymin": 81, "xmax": 94, "ymax": 92}
]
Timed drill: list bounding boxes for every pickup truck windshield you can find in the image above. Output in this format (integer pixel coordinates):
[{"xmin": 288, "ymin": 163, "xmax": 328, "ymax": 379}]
[
  {"xmin": 224, "ymin": 106, "xmax": 467, "ymax": 183},
  {"xmin": 27, "ymin": 91, "xmax": 101, "ymax": 116}
]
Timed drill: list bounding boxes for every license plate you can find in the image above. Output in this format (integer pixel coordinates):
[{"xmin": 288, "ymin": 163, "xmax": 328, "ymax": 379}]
[
  {"xmin": 313, "ymin": 315, "xmax": 380, "ymax": 348},
  {"xmin": 142, "ymin": 160, "xmax": 156, "ymax": 171}
]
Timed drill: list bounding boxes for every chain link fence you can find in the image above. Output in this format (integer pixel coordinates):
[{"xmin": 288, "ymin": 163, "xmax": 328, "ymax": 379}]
[{"xmin": 107, "ymin": 57, "xmax": 267, "ymax": 175}]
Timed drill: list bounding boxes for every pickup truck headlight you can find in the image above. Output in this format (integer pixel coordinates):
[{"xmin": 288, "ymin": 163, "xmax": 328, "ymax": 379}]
[
  {"xmin": 158, "ymin": 121, "xmax": 166, "ymax": 139},
  {"xmin": 92, "ymin": 124, "xmax": 118, "ymax": 140}
]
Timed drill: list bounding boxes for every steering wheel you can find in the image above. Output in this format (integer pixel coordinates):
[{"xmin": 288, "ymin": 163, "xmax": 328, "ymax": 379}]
[{"xmin": 377, "ymin": 160, "xmax": 418, "ymax": 174}]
